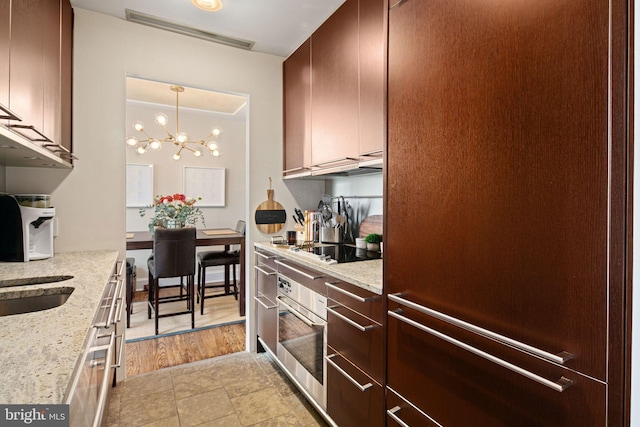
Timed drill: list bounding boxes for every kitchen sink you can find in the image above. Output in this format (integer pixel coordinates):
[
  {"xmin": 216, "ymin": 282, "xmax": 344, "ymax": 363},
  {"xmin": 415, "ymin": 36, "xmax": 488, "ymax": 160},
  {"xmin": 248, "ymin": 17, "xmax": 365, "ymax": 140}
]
[
  {"xmin": 0, "ymin": 275, "xmax": 74, "ymax": 288},
  {"xmin": 0, "ymin": 287, "xmax": 74, "ymax": 316}
]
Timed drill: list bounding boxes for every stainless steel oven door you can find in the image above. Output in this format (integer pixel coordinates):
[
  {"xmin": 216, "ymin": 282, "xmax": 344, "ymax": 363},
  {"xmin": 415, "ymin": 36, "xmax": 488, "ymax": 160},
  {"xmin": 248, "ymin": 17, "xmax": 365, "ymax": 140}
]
[{"xmin": 277, "ymin": 291, "xmax": 327, "ymax": 409}]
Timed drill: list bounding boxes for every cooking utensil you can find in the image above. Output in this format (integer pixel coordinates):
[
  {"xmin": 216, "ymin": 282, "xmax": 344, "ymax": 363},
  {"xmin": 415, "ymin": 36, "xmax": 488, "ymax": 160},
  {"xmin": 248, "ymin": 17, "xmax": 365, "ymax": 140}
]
[{"xmin": 294, "ymin": 208, "xmax": 305, "ymax": 224}]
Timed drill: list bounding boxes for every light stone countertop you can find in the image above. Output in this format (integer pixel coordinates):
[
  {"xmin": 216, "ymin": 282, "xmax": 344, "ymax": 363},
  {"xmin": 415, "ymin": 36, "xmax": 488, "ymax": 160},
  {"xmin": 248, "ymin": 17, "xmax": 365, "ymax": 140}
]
[
  {"xmin": 0, "ymin": 250, "xmax": 119, "ymax": 404},
  {"xmin": 254, "ymin": 242, "xmax": 382, "ymax": 295}
]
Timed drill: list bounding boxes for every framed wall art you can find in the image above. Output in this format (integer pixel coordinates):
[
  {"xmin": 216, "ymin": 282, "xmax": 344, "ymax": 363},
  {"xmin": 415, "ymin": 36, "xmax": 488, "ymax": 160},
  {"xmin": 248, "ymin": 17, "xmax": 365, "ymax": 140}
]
[{"xmin": 183, "ymin": 166, "xmax": 225, "ymax": 207}]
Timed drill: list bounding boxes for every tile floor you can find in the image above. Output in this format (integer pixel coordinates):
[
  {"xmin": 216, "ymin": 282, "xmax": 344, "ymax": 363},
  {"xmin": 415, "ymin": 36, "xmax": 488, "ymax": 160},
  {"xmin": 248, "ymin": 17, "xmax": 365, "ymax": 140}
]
[{"xmin": 106, "ymin": 351, "xmax": 329, "ymax": 427}]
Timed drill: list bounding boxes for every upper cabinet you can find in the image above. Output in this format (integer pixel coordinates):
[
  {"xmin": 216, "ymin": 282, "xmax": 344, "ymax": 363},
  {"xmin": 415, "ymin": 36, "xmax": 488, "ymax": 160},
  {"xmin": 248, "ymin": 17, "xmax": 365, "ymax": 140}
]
[
  {"xmin": 0, "ymin": 0, "xmax": 10, "ymax": 119},
  {"xmin": 310, "ymin": 0, "xmax": 360, "ymax": 168},
  {"xmin": 283, "ymin": 39, "xmax": 312, "ymax": 178},
  {"xmin": 0, "ymin": 0, "xmax": 73, "ymax": 168},
  {"xmin": 282, "ymin": 0, "xmax": 387, "ymax": 178}
]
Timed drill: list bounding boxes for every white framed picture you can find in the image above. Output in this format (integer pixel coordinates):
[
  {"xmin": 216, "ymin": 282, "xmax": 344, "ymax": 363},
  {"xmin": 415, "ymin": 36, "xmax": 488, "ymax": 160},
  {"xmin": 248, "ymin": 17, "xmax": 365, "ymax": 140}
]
[
  {"xmin": 126, "ymin": 164, "xmax": 154, "ymax": 207},
  {"xmin": 183, "ymin": 166, "xmax": 225, "ymax": 207}
]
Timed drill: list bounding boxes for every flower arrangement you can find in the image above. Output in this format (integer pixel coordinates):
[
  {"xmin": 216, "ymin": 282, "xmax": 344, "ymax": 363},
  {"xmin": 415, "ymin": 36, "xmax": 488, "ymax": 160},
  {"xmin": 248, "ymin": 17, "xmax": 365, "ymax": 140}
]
[{"xmin": 140, "ymin": 193, "xmax": 205, "ymax": 231}]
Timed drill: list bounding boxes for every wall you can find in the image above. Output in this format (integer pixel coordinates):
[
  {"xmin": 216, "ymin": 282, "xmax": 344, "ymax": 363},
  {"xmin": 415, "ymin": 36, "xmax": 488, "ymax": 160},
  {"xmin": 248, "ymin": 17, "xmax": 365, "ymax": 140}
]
[{"xmin": 4, "ymin": 8, "xmax": 325, "ymax": 351}]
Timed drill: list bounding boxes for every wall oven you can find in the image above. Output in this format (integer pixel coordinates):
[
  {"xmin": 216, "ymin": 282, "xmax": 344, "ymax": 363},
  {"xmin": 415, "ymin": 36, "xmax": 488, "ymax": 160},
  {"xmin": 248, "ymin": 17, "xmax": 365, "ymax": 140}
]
[{"xmin": 276, "ymin": 274, "xmax": 327, "ymax": 409}]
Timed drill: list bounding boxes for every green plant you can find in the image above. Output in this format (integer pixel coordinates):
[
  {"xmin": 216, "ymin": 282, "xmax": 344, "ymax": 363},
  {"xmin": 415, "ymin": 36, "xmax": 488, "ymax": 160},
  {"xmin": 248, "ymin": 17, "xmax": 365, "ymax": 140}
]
[
  {"xmin": 139, "ymin": 193, "xmax": 205, "ymax": 231},
  {"xmin": 365, "ymin": 233, "xmax": 382, "ymax": 244}
]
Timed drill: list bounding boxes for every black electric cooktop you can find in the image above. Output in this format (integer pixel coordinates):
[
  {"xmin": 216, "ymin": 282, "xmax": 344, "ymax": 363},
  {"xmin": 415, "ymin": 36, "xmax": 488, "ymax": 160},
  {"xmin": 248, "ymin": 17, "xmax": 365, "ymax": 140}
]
[{"xmin": 302, "ymin": 243, "xmax": 381, "ymax": 263}]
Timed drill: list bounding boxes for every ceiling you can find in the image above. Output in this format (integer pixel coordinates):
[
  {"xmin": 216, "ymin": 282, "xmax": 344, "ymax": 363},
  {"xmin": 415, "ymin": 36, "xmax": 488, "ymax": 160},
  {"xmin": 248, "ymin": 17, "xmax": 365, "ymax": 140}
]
[{"xmin": 69, "ymin": 0, "xmax": 346, "ymax": 58}]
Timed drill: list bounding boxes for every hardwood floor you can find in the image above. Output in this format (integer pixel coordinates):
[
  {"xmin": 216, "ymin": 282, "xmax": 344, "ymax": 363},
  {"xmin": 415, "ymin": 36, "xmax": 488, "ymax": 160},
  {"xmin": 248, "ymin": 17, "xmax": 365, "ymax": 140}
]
[{"xmin": 125, "ymin": 321, "xmax": 246, "ymax": 376}]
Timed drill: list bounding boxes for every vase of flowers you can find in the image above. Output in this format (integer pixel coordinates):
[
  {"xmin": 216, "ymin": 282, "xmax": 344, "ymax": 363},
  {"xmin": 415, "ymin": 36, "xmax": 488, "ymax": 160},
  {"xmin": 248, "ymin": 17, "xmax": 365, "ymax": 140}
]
[{"xmin": 140, "ymin": 193, "xmax": 205, "ymax": 232}]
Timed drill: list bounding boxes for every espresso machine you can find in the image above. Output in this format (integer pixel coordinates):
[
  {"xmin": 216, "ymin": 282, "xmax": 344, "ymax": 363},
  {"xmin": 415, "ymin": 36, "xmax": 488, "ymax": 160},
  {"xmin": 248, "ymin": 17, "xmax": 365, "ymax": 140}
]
[{"xmin": 0, "ymin": 194, "xmax": 55, "ymax": 262}]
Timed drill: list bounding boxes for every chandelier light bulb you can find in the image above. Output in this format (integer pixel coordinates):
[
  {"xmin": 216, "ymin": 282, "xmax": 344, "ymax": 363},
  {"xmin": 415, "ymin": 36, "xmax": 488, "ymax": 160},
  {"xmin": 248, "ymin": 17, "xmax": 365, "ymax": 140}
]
[
  {"xmin": 177, "ymin": 132, "xmax": 189, "ymax": 143},
  {"xmin": 136, "ymin": 146, "xmax": 146, "ymax": 154},
  {"xmin": 133, "ymin": 121, "xmax": 145, "ymax": 132},
  {"xmin": 154, "ymin": 112, "xmax": 169, "ymax": 126},
  {"xmin": 211, "ymin": 126, "xmax": 222, "ymax": 136},
  {"xmin": 207, "ymin": 141, "xmax": 218, "ymax": 151},
  {"xmin": 149, "ymin": 140, "xmax": 161, "ymax": 150},
  {"xmin": 191, "ymin": 0, "xmax": 223, "ymax": 12},
  {"xmin": 193, "ymin": 149, "xmax": 203, "ymax": 157},
  {"xmin": 212, "ymin": 149, "xmax": 220, "ymax": 157},
  {"xmin": 173, "ymin": 152, "xmax": 181, "ymax": 160},
  {"xmin": 126, "ymin": 136, "xmax": 138, "ymax": 146}
]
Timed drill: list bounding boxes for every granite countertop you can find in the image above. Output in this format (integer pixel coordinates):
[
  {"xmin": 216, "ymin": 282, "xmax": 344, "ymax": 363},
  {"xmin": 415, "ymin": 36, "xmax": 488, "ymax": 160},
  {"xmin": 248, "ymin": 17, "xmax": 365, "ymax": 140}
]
[
  {"xmin": 0, "ymin": 250, "xmax": 119, "ymax": 404},
  {"xmin": 254, "ymin": 242, "xmax": 383, "ymax": 295}
]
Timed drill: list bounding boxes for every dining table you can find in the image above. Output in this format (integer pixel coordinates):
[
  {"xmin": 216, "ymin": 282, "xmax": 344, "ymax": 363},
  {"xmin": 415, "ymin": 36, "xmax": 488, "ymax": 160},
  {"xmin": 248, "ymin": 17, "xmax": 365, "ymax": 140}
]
[{"xmin": 126, "ymin": 228, "xmax": 246, "ymax": 316}]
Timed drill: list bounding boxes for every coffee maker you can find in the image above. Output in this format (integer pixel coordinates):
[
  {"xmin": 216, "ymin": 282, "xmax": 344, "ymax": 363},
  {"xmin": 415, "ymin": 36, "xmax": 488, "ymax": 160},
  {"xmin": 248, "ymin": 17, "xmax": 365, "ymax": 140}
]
[{"xmin": 0, "ymin": 194, "xmax": 55, "ymax": 262}]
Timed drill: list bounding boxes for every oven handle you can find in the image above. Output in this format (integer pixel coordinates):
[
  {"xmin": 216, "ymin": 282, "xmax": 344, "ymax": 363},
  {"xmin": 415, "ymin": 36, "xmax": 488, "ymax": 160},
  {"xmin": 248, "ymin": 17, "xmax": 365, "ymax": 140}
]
[
  {"xmin": 326, "ymin": 353, "xmax": 373, "ymax": 392},
  {"xmin": 275, "ymin": 260, "xmax": 324, "ymax": 280},
  {"xmin": 277, "ymin": 296, "xmax": 325, "ymax": 327}
]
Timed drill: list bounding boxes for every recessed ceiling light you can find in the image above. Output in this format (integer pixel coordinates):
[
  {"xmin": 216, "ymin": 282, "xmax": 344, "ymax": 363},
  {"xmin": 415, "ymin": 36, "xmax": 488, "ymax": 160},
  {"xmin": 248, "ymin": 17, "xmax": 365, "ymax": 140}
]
[
  {"xmin": 0, "ymin": 144, "xmax": 17, "ymax": 149},
  {"xmin": 191, "ymin": 0, "xmax": 222, "ymax": 12}
]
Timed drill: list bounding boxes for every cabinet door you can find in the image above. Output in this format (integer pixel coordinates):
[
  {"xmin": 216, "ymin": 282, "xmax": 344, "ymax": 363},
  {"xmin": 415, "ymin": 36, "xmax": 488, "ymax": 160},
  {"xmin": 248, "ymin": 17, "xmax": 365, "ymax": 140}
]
[
  {"xmin": 326, "ymin": 347, "xmax": 384, "ymax": 427},
  {"xmin": 60, "ymin": 0, "xmax": 73, "ymax": 156},
  {"xmin": 386, "ymin": 305, "xmax": 607, "ymax": 426},
  {"xmin": 0, "ymin": 0, "xmax": 9, "ymax": 114},
  {"xmin": 358, "ymin": 0, "xmax": 387, "ymax": 158},
  {"xmin": 387, "ymin": 0, "xmax": 610, "ymax": 382},
  {"xmin": 43, "ymin": 0, "xmax": 61, "ymax": 145},
  {"xmin": 256, "ymin": 293, "xmax": 278, "ymax": 354},
  {"xmin": 311, "ymin": 0, "xmax": 359, "ymax": 167},
  {"xmin": 283, "ymin": 39, "xmax": 312, "ymax": 176},
  {"xmin": 10, "ymin": 0, "xmax": 46, "ymax": 140}
]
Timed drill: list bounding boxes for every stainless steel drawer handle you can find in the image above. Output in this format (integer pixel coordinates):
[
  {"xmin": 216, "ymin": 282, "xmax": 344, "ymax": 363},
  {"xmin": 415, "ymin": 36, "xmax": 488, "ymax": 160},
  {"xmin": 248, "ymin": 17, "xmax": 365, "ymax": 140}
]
[
  {"xmin": 93, "ymin": 331, "xmax": 116, "ymax": 427},
  {"xmin": 277, "ymin": 296, "xmax": 325, "ymax": 327},
  {"xmin": 326, "ymin": 354, "xmax": 373, "ymax": 392},
  {"xmin": 326, "ymin": 282, "xmax": 379, "ymax": 302},
  {"xmin": 254, "ymin": 265, "xmax": 276, "ymax": 276},
  {"xmin": 256, "ymin": 251, "xmax": 276, "ymax": 260},
  {"xmin": 275, "ymin": 260, "xmax": 324, "ymax": 280},
  {"xmin": 388, "ymin": 309, "xmax": 573, "ymax": 392},
  {"xmin": 388, "ymin": 293, "xmax": 572, "ymax": 365},
  {"xmin": 254, "ymin": 295, "xmax": 277, "ymax": 310},
  {"xmin": 105, "ymin": 278, "xmax": 124, "ymax": 328},
  {"xmin": 327, "ymin": 306, "xmax": 379, "ymax": 332},
  {"xmin": 387, "ymin": 406, "xmax": 411, "ymax": 427}
]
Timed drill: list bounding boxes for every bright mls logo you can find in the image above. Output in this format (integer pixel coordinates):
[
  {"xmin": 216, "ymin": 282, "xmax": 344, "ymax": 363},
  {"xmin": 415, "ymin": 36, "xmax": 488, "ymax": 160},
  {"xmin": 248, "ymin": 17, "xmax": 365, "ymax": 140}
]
[{"xmin": 1, "ymin": 405, "xmax": 69, "ymax": 426}]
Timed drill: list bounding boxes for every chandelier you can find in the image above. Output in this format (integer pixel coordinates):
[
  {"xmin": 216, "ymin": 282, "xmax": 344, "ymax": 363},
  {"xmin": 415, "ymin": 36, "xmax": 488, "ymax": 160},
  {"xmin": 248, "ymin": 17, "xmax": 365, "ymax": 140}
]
[{"xmin": 126, "ymin": 85, "xmax": 222, "ymax": 160}]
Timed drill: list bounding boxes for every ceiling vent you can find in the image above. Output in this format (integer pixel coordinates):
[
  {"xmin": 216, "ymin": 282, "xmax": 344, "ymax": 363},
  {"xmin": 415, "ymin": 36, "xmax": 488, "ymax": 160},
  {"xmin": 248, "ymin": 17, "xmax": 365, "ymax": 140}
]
[{"xmin": 125, "ymin": 9, "xmax": 254, "ymax": 51}]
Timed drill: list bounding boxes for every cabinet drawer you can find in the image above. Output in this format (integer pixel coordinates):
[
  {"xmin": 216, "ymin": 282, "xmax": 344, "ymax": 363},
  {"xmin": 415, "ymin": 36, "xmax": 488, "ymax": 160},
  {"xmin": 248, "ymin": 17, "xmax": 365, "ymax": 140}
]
[
  {"xmin": 255, "ymin": 293, "xmax": 278, "ymax": 354},
  {"xmin": 387, "ymin": 304, "xmax": 607, "ymax": 426},
  {"xmin": 326, "ymin": 279, "xmax": 383, "ymax": 323},
  {"xmin": 327, "ymin": 300, "xmax": 383, "ymax": 383},
  {"xmin": 255, "ymin": 263, "xmax": 277, "ymax": 302},
  {"xmin": 326, "ymin": 346, "xmax": 384, "ymax": 427},
  {"xmin": 275, "ymin": 259, "xmax": 327, "ymax": 296}
]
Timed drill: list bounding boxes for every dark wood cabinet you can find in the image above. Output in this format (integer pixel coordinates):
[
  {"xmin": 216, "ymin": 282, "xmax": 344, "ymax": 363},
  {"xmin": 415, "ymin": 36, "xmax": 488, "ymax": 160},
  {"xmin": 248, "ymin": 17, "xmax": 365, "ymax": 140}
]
[
  {"xmin": 357, "ymin": 0, "xmax": 387, "ymax": 159},
  {"xmin": 310, "ymin": 0, "xmax": 359, "ymax": 167},
  {"xmin": 326, "ymin": 347, "xmax": 384, "ymax": 427},
  {"xmin": 4, "ymin": 0, "xmax": 73, "ymax": 162},
  {"xmin": 326, "ymin": 280, "xmax": 385, "ymax": 426},
  {"xmin": 386, "ymin": 0, "xmax": 629, "ymax": 424},
  {"xmin": 10, "ymin": 0, "xmax": 46, "ymax": 140},
  {"xmin": 0, "ymin": 0, "xmax": 10, "ymax": 117},
  {"xmin": 283, "ymin": 39, "xmax": 312, "ymax": 177}
]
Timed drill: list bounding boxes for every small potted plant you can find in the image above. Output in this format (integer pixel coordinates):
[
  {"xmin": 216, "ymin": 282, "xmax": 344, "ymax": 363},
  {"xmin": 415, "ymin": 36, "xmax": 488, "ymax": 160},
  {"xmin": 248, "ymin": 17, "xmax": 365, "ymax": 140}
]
[{"xmin": 365, "ymin": 233, "xmax": 382, "ymax": 251}]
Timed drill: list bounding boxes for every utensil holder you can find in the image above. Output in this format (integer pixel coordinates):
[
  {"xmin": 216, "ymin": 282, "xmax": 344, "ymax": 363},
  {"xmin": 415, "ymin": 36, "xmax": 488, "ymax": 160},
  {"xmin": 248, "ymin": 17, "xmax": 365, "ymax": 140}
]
[{"xmin": 321, "ymin": 227, "xmax": 343, "ymax": 243}]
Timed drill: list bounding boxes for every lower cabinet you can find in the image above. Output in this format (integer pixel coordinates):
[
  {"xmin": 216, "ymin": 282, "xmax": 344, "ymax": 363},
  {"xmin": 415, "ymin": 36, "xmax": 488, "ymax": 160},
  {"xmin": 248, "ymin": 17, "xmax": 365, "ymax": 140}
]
[
  {"xmin": 255, "ymin": 249, "xmax": 278, "ymax": 354},
  {"xmin": 326, "ymin": 347, "xmax": 384, "ymax": 427},
  {"xmin": 326, "ymin": 279, "xmax": 385, "ymax": 427}
]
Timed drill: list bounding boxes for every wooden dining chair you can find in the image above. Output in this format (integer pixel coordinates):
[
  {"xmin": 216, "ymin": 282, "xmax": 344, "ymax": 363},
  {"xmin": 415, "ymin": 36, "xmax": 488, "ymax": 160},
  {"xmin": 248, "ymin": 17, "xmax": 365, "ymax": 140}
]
[
  {"xmin": 147, "ymin": 227, "xmax": 196, "ymax": 335},
  {"xmin": 197, "ymin": 220, "xmax": 245, "ymax": 315}
]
